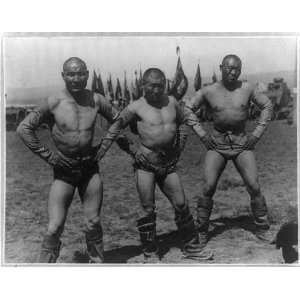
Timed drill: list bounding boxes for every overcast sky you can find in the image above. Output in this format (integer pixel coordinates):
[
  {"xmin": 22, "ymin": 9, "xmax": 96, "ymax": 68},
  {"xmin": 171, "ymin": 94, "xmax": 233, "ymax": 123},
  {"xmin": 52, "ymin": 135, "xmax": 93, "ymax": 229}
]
[{"xmin": 3, "ymin": 35, "xmax": 298, "ymax": 89}]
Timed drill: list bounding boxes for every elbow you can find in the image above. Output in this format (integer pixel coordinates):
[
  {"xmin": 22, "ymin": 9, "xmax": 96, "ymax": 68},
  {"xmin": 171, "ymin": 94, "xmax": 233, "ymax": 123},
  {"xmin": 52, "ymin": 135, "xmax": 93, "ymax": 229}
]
[{"xmin": 16, "ymin": 122, "xmax": 24, "ymax": 137}]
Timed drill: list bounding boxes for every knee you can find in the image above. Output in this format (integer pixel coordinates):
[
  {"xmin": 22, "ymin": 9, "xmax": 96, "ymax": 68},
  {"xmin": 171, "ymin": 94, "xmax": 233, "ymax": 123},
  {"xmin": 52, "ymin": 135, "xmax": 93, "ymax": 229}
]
[
  {"xmin": 203, "ymin": 182, "xmax": 217, "ymax": 197},
  {"xmin": 246, "ymin": 181, "xmax": 261, "ymax": 197},
  {"xmin": 174, "ymin": 202, "xmax": 187, "ymax": 212},
  {"xmin": 140, "ymin": 198, "xmax": 155, "ymax": 215},
  {"xmin": 47, "ymin": 222, "xmax": 64, "ymax": 237},
  {"xmin": 85, "ymin": 215, "xmax": 101, "ymax": 232}
]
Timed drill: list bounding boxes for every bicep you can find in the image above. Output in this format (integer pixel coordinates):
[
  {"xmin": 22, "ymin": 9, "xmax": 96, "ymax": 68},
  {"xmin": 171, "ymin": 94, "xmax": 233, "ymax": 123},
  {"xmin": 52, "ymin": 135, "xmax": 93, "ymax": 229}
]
[
  {"xmin": 185, "ymin": 90, "xmax": 205, "ymax": 111},
  {"xmin": 97, "ymin": 95, "xmax": 118, "ymax": 122}
]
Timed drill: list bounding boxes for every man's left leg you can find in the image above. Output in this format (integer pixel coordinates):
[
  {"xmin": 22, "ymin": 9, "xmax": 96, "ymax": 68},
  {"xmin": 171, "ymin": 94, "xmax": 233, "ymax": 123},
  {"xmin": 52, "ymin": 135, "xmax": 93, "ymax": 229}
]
[
  {"xmin": 157, "ymin": 172, "xmax": 213, "ymax": 260},
  {"xmin": 233, "ymin": 151, "xmax": 272, "ymax": 242},
  {"xmin": 79, "ymin": 172, "xmax": 104, "ymax": 263}
]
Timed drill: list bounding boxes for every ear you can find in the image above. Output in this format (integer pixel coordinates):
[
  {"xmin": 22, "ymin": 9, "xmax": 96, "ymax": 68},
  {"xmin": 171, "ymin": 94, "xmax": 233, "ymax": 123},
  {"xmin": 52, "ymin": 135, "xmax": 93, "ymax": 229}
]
[
  {"xmin": 219, "ymin": 64, "xmax": 222, "ymax": 71},
  {"xmin": 61, "ymin": 72, "xmax": 65, "ymax": 79}
]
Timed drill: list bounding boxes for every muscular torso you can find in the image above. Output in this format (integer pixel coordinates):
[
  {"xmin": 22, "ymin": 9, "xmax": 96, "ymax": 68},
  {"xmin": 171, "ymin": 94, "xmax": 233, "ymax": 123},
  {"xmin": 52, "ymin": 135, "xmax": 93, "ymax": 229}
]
[
  {"xmin": 49, "ymin": 89, "xmax": 99, "ymax": 156},
  {"xmin": 204, "ymin": 82, "xmax": 252, "ymax": 131},
  {"xmin": 133, "ymin": 96, "xmax": 178, "ymax": 151}
]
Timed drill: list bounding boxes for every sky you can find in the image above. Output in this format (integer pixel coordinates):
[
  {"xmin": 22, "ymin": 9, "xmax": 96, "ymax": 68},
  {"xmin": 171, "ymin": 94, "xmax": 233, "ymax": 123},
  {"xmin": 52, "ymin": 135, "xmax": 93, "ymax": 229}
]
[{"xmin": 3, "ymin": 35, "xmax": 298, "ymax": 89}]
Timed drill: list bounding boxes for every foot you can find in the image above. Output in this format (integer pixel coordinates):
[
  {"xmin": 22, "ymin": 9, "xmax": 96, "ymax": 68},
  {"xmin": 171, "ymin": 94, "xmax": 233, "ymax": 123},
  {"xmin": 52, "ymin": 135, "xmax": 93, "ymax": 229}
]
[
  {"xmin": 88, "ymin": 255, "xmax": 104, "ymax": 263},
  {"xmin": 255, "ymin": 227, "xmax": 275, "ymax": 243},
  {"xmin": 182, "ymin": 246, "xmax": 213, "ymax": 261},
  {"xmin": 143, "ymin": 252, "xmax": 161, "ymax": 264},
  {"xmin": 198, "ymin": 231, "xmax": 209, "ymax": 249},
  {"xmin": 182, "ymin": 234, "xmax": 213, "ymax": 261}
]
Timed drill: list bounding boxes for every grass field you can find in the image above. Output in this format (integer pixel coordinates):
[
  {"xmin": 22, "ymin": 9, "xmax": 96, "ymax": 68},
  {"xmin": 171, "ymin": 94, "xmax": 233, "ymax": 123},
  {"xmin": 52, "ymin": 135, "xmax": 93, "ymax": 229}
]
[{"xmin": 4, "ymin": 120, "xmax": 297, "ymax": 264}]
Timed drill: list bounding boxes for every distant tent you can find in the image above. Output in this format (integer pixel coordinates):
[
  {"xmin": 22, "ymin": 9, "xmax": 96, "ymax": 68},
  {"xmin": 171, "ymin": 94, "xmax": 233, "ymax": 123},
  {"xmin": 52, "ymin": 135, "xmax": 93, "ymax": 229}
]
[
  {"xmin": 170, "ymin": 46, "xmax": 188, "ymax": 101},
  {"xmin": 212, "ymin": 71, "xmax": 217, "ymax": 83},
  {"xmin": 115, "ymin": 78, "xmax": 123, "ymax": 107},
  {"xmin": 194, "ymin": 63, "xmax": 202, "ymax": 91},
  {"xmin": 123, "ymin": 71, "xmax": 131, "ymax": 107}
]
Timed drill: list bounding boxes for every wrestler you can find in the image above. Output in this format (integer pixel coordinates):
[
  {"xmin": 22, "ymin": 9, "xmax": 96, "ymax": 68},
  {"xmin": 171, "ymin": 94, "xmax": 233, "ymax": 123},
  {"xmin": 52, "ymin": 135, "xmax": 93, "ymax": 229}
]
[
  {"xmin": 95, "ymin": 68, "xmax": 213, "ymax": 262},
  {"xmin": 17, "ymin": 57, "xmax": 128, "ymax": 263},
  {"xmin": 184, "ymin": 54, "xmax": 273, "ymax": 248}
]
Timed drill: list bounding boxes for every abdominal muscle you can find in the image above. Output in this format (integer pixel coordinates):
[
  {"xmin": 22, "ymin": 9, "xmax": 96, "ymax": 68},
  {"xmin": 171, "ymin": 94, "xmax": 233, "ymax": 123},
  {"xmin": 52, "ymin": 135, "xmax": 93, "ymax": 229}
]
[
  {"xmin": 138, "ymin": 122, "xmax": 177, "ymax": 152},
  {"xmin": 52, "ymin": 125, "xmax": 94, "ymax": 157}
]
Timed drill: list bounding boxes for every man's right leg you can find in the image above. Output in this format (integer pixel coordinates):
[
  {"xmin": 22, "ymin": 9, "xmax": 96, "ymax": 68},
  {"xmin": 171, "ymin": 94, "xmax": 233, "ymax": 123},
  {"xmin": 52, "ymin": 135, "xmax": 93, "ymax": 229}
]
[
  {"xmin": 39, "ymin": 180, "xmax": 75, "ymax": 263},
  {"xmin": 135, "ymin": 169, "xmax": 158, "ymax": 260},
  {"xmin": 197, "ymin": 151, "xmax": 227, "ymax": 248}
]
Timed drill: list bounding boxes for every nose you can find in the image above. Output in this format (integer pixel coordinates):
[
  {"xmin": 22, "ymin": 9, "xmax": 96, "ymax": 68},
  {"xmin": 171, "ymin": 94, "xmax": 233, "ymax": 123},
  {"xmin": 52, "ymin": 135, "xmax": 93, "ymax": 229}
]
[
  {"xmin": 73, "ymin": 75, "xmax": 80, "ymax": 82},
  {"xmin": 230, "ymin": 69, "xmax": 237, "ymax": 75},
  {"xmin": 153, "ymin": 87, "xmax": 161, "ymax": 94}
]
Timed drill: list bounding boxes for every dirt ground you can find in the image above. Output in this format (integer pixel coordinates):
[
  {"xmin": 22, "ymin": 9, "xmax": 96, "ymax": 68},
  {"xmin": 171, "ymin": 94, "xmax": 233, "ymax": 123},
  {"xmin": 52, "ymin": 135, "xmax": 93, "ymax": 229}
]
[{"xmin": 4, "ymin": 120, "xmax": 297, "ymax": 265}]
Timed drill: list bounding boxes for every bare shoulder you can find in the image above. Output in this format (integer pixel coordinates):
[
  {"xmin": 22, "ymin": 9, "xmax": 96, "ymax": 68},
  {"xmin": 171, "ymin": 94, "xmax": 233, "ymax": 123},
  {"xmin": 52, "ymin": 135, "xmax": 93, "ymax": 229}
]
[
  {"xmin": 127, "ymin": 97, "xmax": 145, "ymax": 113},
  {"xmin": 168, "ymin": 95, "xmax": 179, "ymax": 105},
  {"xmin": 244, "ymin": 81, "xmax": 267, "ymax": 93},
  {"xmin": 93, "ymin": 92, "xmax": 110, "ymax": 106},
  {"xmin": 45, "ymin": 93, "xmax": 61, "ymax": 111}
]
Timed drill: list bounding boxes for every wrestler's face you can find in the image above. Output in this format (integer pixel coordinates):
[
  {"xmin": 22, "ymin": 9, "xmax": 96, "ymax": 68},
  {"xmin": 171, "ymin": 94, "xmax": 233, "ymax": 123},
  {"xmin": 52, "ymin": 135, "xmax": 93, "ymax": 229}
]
[
  {"xmin": 144, "ymin": 73, "xmax": 166, "ymax": 102},
  {"xmin": 62, "ymin": 60, "xmax": 89, "ymax": 93},
  {"xmin": 220, "ymin": 57, "xmax": 241, "ymax": 84}
]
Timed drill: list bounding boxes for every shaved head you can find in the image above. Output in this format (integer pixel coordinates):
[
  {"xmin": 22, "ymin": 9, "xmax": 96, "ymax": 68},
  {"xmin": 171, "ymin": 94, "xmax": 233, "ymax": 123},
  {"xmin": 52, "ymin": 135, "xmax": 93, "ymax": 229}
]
[
  {"xmin": 63, "ymin": 57, "xmax": 87, "ymax": 72},
  {"xmin": 221, "ymin": 54, "xmax": 242, "ymax": 67},
  {"xmin": 62, "ymin": 57, "xmax": 89, "ymax": 92},
  {"xmin": 143, "ymin": 68, "xmax": 166, "ymax": 85}
]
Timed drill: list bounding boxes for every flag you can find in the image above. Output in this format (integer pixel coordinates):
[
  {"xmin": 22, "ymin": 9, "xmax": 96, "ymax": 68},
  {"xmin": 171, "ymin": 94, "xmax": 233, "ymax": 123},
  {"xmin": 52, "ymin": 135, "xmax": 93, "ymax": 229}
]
[
  {"xmin": 134, "ymin": 70, "xmax": 142, "ymax": 98},
  {"xmin": 91, "ymin": 70, "xmax": 98, "ymax": 92},
  {"xmin": 131, "ymin": 81, "xmax": 138, "ymax": 101},
  {"xmin": 107, "ymin": 74, "xmax": 114, "ymax": 102},
  {"xmin": 194, "ymin": 63, "xmax": 202, "ymax": 91},
  {"xmin": 96, "ymin": 70, "xmax": 105, "ymax": 96},
  {"xmin": 115, "ymin": 78, "xmax": 123, "ymax": 107},
  {"xmin": 166, "ymin": 79, "xmax": 172, "ymax": 94},
  {"xmin": 138, "ymin": 67, "xmax": 143, "ymax": 97},
  {"xmin": 212, "ymin": 71, "xmax": 217, "ymax": 83},
  {"xmin": 123, "ymin": 71, "xmax": 131, "ymax": 107},
  {"xmin": 170, "ymin": 46, "xmax": 188, "ymax": 101}
]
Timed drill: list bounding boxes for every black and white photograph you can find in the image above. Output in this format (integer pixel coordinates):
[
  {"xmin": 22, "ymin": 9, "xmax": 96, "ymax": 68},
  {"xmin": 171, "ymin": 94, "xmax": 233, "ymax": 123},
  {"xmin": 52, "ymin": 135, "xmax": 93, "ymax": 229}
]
[{"xmin": 2, "ymin": 34, "xmax": 298, "ymax": 265}]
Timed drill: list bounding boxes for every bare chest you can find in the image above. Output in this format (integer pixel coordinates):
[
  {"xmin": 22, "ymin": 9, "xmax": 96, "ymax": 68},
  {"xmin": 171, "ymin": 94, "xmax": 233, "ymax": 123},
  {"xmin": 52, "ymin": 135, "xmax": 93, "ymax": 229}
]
[
  {"xmin": 138, "ymin": 103, "xmax": 176, "ymax": 126},
  {"xmin": 207, "ymin": 88, "xmax": 251, "ymax": 112},
  {"xmin": 52, "ymin": 99, "xmax": 98, "ymax": 131}
]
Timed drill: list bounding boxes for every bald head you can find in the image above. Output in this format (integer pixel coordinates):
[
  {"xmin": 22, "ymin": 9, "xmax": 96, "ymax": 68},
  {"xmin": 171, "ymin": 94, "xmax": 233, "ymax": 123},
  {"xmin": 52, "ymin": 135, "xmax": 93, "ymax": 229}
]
[
  {"xmin": 63, "ymin": 57, "xmax": 87, "ymax": 72},
  {"xmin": 62, "ymin": 57, "xmax": 89, "ymax": 92},
  {"xmin": 143, "ymin": 68, "xmax": 166, "ymax": 86},
  {"xmin": 221, "ymin": 54, "xmax": 242, "ymax": 68},
  {"xmin": 142, "ymin": 68, "xmax": 166, "ymax": 102},
  {"xmin": 220, "ymin": 54, "xmax": 242, "ymax": 85}
]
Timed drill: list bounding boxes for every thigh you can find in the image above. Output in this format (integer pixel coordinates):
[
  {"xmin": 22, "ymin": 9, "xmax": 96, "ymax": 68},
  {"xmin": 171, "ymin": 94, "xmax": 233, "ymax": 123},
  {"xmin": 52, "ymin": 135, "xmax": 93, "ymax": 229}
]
[
  {"xmin": 157, "ymin": 172, "xmax": 186, "ymax": 209},
  {"xmin": 204, "ymin": 150, "xmax": 227, "ymax": 186},
  {"xmin": 233, "ymin": 150, "xmax": 258, "ymax": 187},
  {"xmin": 135, "ymin": 169, "xmax": 156, "ymax": 211},
  {"xmin": 48, "ymin": 179, "xmax": 75, "ymax": 224},
  {"xmin": 78, "ymin": 173, "xmax": 103, "ymax": 218}
]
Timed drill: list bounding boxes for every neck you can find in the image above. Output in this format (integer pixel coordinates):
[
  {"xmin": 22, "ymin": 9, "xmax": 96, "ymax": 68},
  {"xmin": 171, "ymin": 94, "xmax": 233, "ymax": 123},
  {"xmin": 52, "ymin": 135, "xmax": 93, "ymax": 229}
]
[
  {"xmin": 222, "ymin": 80, "xmax": 239, "ymax": 91},
  {"xmin": 65, "ymin": 88, "xmax": 87, "ymax": 102},
  {"xmin": 145, "ymin": 95, "xmax": 165, "ymax": 108}
]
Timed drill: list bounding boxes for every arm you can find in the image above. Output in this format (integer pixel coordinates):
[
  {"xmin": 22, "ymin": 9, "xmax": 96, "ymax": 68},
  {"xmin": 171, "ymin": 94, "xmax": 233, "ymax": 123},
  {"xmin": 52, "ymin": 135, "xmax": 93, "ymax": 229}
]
[
  {"xmin": 16, "ymin": 98, "xmax": 59, "ymax": 166},
  {"xmin": 250, "ymin": 83, "xmax": 273, "ymax": 139},
  {"xmin": 96, "ymin": 93, "xmax": 135, "ymax": 155},
  {"xmin": 96, "ymin": 105, "xmax": 136, "ymax": 161},
  {"xmin": 182, "ymin": 90, "xmax": 208, "ymax": 138},
  {"xmin": 181, "ymin": 93, "xmax": 217, "ymax": 150}
]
